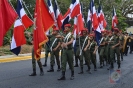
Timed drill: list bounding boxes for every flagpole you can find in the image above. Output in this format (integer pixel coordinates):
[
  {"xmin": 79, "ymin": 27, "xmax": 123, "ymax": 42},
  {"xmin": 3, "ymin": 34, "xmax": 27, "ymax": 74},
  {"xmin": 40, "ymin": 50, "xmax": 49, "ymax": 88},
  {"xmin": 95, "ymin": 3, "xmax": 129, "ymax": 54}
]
[
  {"xmin": 9, "ymin": 0, "xmax": 27, "ymax": 31},
  {"xmin": 99, "ymin": 0, "xmax": 100, "ymax": 4},
  {"xmin": 21, "ymin": 0, "xmax": 34, "ymax": 20}
]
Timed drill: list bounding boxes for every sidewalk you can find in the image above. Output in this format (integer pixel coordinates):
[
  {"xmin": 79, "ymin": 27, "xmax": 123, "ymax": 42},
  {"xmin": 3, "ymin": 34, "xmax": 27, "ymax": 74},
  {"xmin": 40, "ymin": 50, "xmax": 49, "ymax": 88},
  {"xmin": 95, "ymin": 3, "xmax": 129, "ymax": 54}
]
[{"xmin": 0, "ymin": 52, "xmax": 45, "ymax": 63}]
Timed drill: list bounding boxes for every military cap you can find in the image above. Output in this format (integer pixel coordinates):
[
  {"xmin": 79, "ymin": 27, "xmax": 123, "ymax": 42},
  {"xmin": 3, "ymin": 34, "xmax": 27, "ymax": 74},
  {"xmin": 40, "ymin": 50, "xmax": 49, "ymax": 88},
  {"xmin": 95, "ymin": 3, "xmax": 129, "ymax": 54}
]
[{"xmin": 64, "ymin": 24, "xmax": 71, "ymax": 27}]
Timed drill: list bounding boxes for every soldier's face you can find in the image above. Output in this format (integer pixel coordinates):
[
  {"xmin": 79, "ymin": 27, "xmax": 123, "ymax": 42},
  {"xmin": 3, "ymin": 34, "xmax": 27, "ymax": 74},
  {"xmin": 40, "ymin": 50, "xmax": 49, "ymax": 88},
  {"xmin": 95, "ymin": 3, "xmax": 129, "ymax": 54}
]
[
  {"xmin": 83, "ymin": 31, "xmax": 87, "ymax": 35},
  {"xmin": 64, "ymin": 27, "xmax": 70, "ymax": 32},
  {"xmin": 109, "ymin": 33, "xmax": 112, "ymax": 36},
  {"xmin": 90, "ymin": 36, "xmax": 93, "ymax": 40},
  {"xmin": 52, "ymin": 31, "xmax": 58, "ymax": 35}
]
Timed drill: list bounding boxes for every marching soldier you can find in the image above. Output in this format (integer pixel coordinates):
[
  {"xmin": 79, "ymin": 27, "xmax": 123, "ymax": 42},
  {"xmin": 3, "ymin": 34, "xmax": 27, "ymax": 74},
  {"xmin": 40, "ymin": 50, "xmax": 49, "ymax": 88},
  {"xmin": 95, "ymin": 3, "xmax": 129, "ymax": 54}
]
[
  {"xmin": 104, "ymin": 30, "xmax": 110, "ymax": 65},
  {"xmin": 119, "ymin": 30, "xmax": 124, "ymax": 61},
  {"xmin": 129, "ymin": 34, "xmax": 133, "ymax": 54},
  {"xmin": 108, "ymin": 28, "xmax": 121, "ymax": 70},
  {"xmin": 78, "ymin": 28, "xmax": 91, "ymax": 74},
  {"xmin": 47, "ymin": 27, "xmax": 61, "ymax": 72},
  {"xmin": 107, "ymin": 31, "xmax": 113, "ymax": 65},
  {"xmin": 74, "ymin": 34, "xmax": 80, "ymax": 67},
  {"xmin": 99, "ymin": 30, "xmax": 106, "ymax": 68},
  {"xmin": 88, "ymin": 34, "xmax": 98, "ymax": 71},
  {"xmin": 58, "ymin": 24, "xmax": 74, "ymax": 80},
  {"xmin": 43, "ymin": 36, "xmax": 51, "ymax": 67},
  {"xmin": 29, "ymin": 34, "xmax": 44, "ymax": 76},
  {"xmin": 123, "ymin": 32, "xmax": 130, "ymax": 56}
]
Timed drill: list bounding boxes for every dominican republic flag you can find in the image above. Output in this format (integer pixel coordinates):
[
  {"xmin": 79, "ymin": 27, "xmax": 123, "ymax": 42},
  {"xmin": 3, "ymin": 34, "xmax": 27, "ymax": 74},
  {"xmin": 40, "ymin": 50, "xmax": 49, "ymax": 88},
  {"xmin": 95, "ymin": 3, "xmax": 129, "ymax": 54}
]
[
  {"xmin": 98, "ymin": 5, "xmax": 107, "ymax": 31},
  {"xmin": 112, "ymin": 8, "xmax": 118, "ymax": 29},
  {"xmin": 47, "ymin": 0, "xmax": 56, "ymax": 21},
  {"xmin": 10, "ymin": 19, "xmax": 26, "ymax": 55},
  {"xmin": 91, "ymin": 0, "xmax": 101, "ymax": 46},
  {"xmin": 54, "ymin": 0, "xmax": 63, "ymax": 29},
  {"xmin": 87, "ymin": 1, "xmax": 93, "ymax": 33},
  {"xmin": 62, "ymin": 0, "xmax": 80, "ymax": 30},
  {"xmin": 73, "ymin": 17, "xmax": 77, "ymax": 53},
  {"xmin": 16, "ymin": 0, "xmax": 33, "ymax": 28}
]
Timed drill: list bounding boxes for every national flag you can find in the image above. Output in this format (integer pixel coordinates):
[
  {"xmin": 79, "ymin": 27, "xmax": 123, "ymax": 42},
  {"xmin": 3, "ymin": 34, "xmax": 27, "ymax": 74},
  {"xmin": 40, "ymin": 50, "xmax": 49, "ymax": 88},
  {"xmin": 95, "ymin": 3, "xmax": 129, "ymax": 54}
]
[
  {"xmin": 16, "ymin": 0, "xmax": 33, "ymax": 28},
  {"xmin": 62, "ymin": 0, "xmax": 80, "ymax": 30},
  {"xmin": 87, "ymin": 1, "xmax": 92, "ymax": 33},
  {"xmin": 34, "ymin": 0, "xmax": 54, "ymax": 60},
  {"xmin": 0, "ymin": 0, "xmax": 18, "ymax": 46},
  {"xmin": 10, "ymin": 19, "xmax": 26, "ymax": 55},
  {"xmin": 98, "ymin": 5, "xmax": 107, "ymax": 31},
  {"xmin": 47, "ymin": 0, "xmax": 56, "ymax": 21},
  {"xmin": 91, "ymin": 0, "xmax": 101, "ymax": 46},
  {"xmin": 112, "ymin": 8, "xmax": 118, "ymax": 29},
  {"xmin": 54, "ymin": 0, "xmax": 63, "ymax": 29},
  {"xmin": 73, "ymin": 17, "xmax": 77, "ymax": 53}
]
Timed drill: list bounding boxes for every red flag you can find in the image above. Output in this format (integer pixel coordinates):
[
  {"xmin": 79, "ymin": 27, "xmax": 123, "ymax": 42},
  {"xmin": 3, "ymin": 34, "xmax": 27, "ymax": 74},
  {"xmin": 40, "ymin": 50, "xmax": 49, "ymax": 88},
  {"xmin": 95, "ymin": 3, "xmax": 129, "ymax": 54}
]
[
  {"xmin": 0, "ymin": 0, "xmax": 18, "ymax": 46},
  {"xmin": 34, "ymin": 0, "xmax": 54, "ymax": 60},
  {"xmin": 77, "ymin": 14, "xmax": 84, "ymax": 32}
]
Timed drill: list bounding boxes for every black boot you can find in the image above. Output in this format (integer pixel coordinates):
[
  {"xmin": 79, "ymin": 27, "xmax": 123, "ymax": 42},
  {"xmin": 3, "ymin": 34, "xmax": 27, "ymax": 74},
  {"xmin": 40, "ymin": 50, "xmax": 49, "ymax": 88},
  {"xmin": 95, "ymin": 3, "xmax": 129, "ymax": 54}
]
[
  {"xmin": 47, "ymin": 65, "xmax": 54, "ymax": 72},
  {"xmin": 29, "ymin": 68, "xmax": 36, "ymax": 76},
  {"xmin": 78, "ymin": 67, "xmax": 83, "ymax": 74},
  {"xmin": 58, "ymin": 71, "xmax": 66, "ymax": 80},
  {"xmin": 118, "ymin": 63, "xmax": 121, "ymax": 70},
  {"xmin": 94, "ymin": 65, "xmax": 97, "ymax": 71},
  {"xmin": 108, "ymin": 62, "xmax": 114, "ymax": 70},
  {"xmin": 43, "ymin": 59, "xmax": 47, "ymax": 67},
  {"xmin": 70, "ymin": 71, "xmax": 74, "ymax": 80},
  {"xmin": 87, "ymin": 65, "xmax": 91, "ymax": 74},
  {"xmin": 57, "ymin": 65, "xmax": 61, "ymax": 72},
  {"xmin": 74, "ymin": 64, "xmax": 79, "ymax": 67},
  {"xmin": 40, "ymin": 68, "xmax": 44, "ymax": 76}
]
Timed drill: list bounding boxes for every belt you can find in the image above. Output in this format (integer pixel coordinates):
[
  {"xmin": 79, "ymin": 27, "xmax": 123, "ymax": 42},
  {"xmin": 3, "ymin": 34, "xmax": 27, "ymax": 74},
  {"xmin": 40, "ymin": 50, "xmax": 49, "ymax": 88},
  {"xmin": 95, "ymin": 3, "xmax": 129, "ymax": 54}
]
[{"xmin": 64, "ymin": 48, "xmax": 72, "ymax": 50}]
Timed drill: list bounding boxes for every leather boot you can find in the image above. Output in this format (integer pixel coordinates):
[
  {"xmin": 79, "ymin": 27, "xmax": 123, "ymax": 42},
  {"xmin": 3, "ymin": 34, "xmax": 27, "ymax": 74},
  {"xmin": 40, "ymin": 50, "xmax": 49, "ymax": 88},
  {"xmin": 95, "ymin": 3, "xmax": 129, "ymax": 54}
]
[
  {"xmin": 70, "ymin": 71, "xmax": 74, "ymax": 80},
  {"xmin": 118, "ymin": 63, "xmax": 121, "ymax": 69},
  {"xmin": 47, "ymin": 65, "xmax": 54, "ymax": 72},
  {"xmin": 29, "ymin": 68, "xmax": 36, "ymax": 76},
  {"xmin": 57, "ymin": 65, "xmax": 61, "ymax": 72},
  {"xmin": 87, "ymin": 65, "xmax": 91, "ymax": 74},
  {"xmin": 43, "ymin": 59, "xmax": 47, "ymax": 67},
  {"xmin": 94, "ymin": 65, "xmax": 97, "ymax": 71},
  {"xmin": 58, "ymin": 71, "xmax": 66, "ymax": 80},
  {"xmin": 40, "ymin": 68, "xmax": 44, "ymax": 76},
  {"xmin": 78, "ymin": 67, "xmax": 83, "ymax": 74}
]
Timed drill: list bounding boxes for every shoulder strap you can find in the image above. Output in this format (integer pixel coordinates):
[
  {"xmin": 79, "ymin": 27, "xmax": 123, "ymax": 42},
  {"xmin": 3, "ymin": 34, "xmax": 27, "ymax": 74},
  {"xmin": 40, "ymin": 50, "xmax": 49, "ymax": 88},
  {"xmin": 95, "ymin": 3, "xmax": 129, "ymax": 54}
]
[{"xmin": 50, "ymin": 38, "xmax": 57, "ymax": 51}]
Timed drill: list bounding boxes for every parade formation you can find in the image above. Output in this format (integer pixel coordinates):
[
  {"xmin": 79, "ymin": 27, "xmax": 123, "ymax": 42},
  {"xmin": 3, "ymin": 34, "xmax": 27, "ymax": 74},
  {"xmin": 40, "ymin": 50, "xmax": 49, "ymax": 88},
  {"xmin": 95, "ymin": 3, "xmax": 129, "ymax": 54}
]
[
  {"xmin": 1, "ymin": 0, "xmax": 133, "ymax": 84},
  {"xmin": 29, "ymin": 23, "xmax": 133, "ymax": 81}
]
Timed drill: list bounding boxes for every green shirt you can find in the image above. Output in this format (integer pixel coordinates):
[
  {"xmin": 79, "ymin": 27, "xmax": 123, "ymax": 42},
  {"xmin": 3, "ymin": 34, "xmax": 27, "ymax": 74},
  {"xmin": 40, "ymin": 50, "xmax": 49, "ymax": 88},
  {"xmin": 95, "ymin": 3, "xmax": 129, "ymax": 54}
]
[
  {"xmin": 80, "ymin": 35, "xmax": 88, "ymax": 49},
  {"xmin": 89, "ymin": 40, "xmax": 97, "ymax": 52}
]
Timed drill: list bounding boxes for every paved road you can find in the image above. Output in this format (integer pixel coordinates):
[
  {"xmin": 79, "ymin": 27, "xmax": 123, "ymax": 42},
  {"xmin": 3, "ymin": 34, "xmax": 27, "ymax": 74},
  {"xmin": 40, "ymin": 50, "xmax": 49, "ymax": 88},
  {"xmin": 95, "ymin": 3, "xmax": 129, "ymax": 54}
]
[{"xmin": 0, "ymin": 53, "xmax": 133, "ymax": 88}]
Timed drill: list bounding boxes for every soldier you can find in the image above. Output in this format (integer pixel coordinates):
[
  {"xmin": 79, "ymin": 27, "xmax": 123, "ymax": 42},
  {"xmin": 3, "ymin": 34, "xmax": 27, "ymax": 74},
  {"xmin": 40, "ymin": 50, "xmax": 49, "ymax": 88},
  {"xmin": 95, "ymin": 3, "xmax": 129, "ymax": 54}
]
[
  {"xmin": 43, "ymin": 36, "xmax": 51, "ymax": 67},
  {"xmin": 107, "ymin": 31, "xmax": 113, "ymax": 65},
  {"xmin": 58, "ymin": 24, "xmax": 74, "ymax": 80},
  {"xmin": 29, "ymin": 34, "xmax": 44, "ymax": 76},
  {"xmin": 108, "ymin": 28, "xmax": 120, "ymax": 70},
  {"xmin": 129, "ymin": 34, "xmax": 133, "ymax": 54},
  {"xmin": 104, "ymin": 30, "xmax": 110, "ymax": 65},
  {"xmin": 74, "ymin": 34, "xmax": 80, "ymax": 67},
  {"xmin": 123, "ymin": 32, "xmax": 130, "ymax": 56},
  {"xmin": 88, "ymin": 34, "xmax": 98, "ymax": 71},
  {"xmin": 78, "ymin": 28, "xmax": 91, "ymax": 74},
  {"xmin": 119, "ymin": 30, "xmax": 124, "ymax": 61},
  {"xmin": 47, "ymin": 27, "xmax": 61, "ymax": 72},
  {"xmin": 99, "ymin": 30, "xmax": 106, "ymax": 68}
]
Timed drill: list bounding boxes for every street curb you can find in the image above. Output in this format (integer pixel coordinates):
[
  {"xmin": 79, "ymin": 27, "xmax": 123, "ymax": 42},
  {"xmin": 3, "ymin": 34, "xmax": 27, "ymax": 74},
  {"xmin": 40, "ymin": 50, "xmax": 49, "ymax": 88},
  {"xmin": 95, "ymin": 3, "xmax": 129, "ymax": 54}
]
[{"xmin": 0, "ymin": 52, "xmax": 45, "ymax": 63}]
